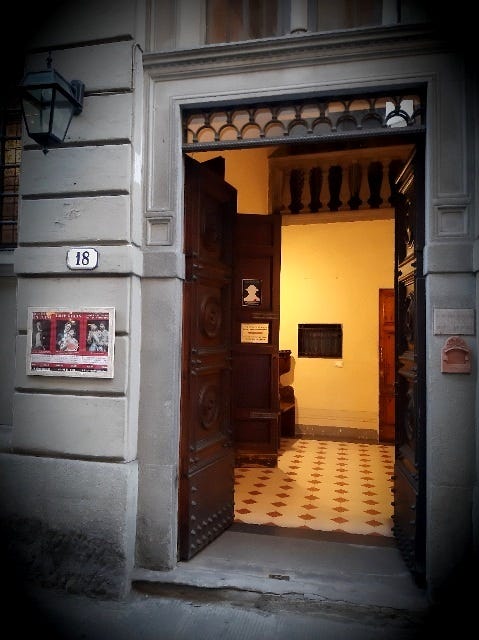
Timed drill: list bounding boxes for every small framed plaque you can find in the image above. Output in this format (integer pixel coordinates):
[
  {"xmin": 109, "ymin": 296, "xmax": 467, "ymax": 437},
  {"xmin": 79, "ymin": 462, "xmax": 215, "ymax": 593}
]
[{"xmin": 241, "ymin": 322, "xmax": 269, "ymax": 344}]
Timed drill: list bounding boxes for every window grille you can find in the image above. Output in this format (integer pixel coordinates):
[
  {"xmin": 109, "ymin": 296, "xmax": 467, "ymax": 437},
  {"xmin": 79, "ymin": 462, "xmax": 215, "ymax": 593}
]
[
  {"xmin": 298, "ymin": 323, "xmax": 343, "ymax": 358},
  {"xmin": 0, "ymin": 92, "xmax": 21, "ymax": 248},
  {"xmin": 182, "ymin": 91, "xmax": 425, "ymax": 151}
]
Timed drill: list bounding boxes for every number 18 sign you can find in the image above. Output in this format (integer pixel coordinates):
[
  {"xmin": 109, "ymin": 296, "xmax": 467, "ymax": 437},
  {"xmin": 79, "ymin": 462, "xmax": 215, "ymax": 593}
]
[{"xmin": 66, "ymin": 247, "xmax": 99, "ymax": 270}]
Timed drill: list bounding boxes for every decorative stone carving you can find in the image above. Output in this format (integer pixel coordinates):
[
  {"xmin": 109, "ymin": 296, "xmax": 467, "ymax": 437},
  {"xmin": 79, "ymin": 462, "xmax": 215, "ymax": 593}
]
[{"xmin": 441, "ymin": 336, "xmax": 472, "ymax": 373}]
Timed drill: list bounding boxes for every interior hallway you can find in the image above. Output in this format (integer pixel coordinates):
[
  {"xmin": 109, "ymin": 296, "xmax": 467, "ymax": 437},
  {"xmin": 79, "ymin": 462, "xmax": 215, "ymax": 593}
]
[{"xmin": 234, "ymin": 437, "xmax": 394, "ymax": 538}]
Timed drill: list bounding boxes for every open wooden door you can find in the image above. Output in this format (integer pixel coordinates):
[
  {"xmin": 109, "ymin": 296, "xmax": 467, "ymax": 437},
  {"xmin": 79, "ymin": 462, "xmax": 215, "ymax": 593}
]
[
  {"xmin": 379, "ymin": 288, "xmax": 395, "ymax": 443},
  {"xmin": 393, "ymin": 144, "xmax": 426, "ymax": 585},
  {"xmin": 231, "ymin": 213, "xmax": 281, "ymax": 467},
  {"xmin": 179, "ymin": 155, "xmax": 237, "ymax": 560}
]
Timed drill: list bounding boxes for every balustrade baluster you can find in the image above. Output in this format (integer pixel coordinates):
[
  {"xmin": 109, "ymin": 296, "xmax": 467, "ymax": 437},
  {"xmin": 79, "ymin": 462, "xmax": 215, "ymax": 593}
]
[
  {"xmin": 309, "ymin": 167, "xmax": 323, "ymax": 212},
  {"xmin": 348, "ymin": 162, "xmax": 362, "ymax": 210},
  {"xmin": 328, "ymin": 165, "xmax": 342, "ymax": 211},
  {"xmin": 367, "ymin": 161, "xmax": 383, "ymax": 208},
  {"xmin": 289, "ymin": 168, "xmax": 305, "ymax": 213}
]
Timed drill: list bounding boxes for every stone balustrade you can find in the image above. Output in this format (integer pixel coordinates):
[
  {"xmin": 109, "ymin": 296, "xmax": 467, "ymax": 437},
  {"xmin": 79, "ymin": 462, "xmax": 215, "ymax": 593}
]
[{"xmin": 269, "ymin": 144, "xmax": 414, "ymax": 216}]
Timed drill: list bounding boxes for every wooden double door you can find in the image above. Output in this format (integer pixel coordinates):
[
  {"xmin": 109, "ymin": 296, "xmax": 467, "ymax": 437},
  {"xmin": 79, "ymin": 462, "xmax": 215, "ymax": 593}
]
[
  {"xmin": 379, "ymin": 288, "xmax": 395, "ymax": 444},
  {"xmin": 392, "ymin": 146, "xmax": 426, "ymax": 584},
  {"xmin": 179, "ymin": 156, "xmax": 280, "ymax": 560},
  {"xmin": 179, "ymin": 149, "xmax": 427, "ymax": 589}
]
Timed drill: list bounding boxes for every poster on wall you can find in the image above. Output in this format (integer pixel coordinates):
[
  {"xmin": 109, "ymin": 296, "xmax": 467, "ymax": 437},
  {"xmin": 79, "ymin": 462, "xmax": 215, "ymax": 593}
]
[
  {"xmin": 26, "ymin": 307, "xmax": 115, "ymax": 378},
  {"xmin": 242, "ymin": 279, "xmax": 262, "ymax": 306}
]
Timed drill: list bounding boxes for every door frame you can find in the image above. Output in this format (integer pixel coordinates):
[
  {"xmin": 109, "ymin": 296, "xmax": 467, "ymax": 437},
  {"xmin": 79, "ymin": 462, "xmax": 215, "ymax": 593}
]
[{"xmin": 179, "ymin": 106, "xmax": 426, "ymax": 584}]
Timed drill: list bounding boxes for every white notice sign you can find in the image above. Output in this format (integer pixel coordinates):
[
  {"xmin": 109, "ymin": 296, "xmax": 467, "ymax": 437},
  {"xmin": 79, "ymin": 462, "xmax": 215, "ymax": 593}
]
[{"xmin": 241, "ymin": 323, "xmax": 269, "ymax": 343}]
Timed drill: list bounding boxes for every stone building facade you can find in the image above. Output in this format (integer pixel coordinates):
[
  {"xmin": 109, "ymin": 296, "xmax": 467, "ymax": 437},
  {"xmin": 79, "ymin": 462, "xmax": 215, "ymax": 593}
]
[{"xmin": 0, "ymin": 0, "xmax": 477, "ymax": 603}]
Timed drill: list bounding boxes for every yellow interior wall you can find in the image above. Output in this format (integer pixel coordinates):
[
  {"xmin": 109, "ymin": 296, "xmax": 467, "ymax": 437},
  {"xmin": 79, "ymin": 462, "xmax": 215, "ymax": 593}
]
[
  {"xmin": 280, "ymin": 219, "xmax": 394, "ymax": 432},
  {"xmin": 188, "ymin": 149, "xmax": 270, "ymax": 213},
  {"xmin": 189, "ymin": 149, "xmax": 395, "ymax": 435}
]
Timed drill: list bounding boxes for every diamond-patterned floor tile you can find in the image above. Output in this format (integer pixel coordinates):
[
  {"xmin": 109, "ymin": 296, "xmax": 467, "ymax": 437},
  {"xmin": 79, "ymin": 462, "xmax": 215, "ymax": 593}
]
[{"xmin": 234, "ymin": 438, "xmax": 394, "ymax": 537}]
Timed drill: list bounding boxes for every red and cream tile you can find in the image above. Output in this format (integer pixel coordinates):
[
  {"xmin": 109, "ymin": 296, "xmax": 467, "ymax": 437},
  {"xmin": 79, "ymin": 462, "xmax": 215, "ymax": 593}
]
[{"xmin": 234, "ymin": 438, "xmax": 394, "ymax": 537}]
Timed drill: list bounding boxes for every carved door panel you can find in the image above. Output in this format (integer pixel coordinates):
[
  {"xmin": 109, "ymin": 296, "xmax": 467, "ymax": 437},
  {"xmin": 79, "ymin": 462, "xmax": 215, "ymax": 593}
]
[
  {"xmin": 393, "ymin": 145, "xmax": 426, "ymax": 585},
  {"xmin": 179, "ymin": 156, "xmax": 237, "ymax": 560},
  {"xmin": 232, "ymin": 214, "xmax": 281, "ymax": 467},
  {"xmin": 379, "ymin": 288, "xmax": 395, "ymax": 443}
]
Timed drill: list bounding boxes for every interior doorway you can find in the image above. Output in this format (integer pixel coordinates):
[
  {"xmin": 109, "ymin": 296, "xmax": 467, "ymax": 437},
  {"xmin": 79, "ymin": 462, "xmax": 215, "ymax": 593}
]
[{"xmin": 183, "ymin": 141, "xmax": 400, "ymax": 538}]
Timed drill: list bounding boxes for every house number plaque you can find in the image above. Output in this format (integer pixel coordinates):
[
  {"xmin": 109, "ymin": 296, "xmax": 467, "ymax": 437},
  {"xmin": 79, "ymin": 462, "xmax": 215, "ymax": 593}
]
[{"xmin": 66, "ymin": 247, "xmax": 99, "ymax": 270}]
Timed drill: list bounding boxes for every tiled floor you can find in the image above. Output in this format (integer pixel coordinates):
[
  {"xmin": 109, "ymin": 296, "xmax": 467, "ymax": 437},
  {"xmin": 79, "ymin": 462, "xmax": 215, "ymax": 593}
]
[{"xmin": 234, "ymin": 438, "xmax": 395, "ymax": 537}]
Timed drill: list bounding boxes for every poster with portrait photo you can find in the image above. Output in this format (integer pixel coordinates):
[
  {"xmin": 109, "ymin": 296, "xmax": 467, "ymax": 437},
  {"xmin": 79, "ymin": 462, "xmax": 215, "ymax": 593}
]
[
  {"xmin": 27, "ymin": 307, "xmax": 115, "ymax": 378},
  {"xmin": 242, "ymin": 278, "xmax": 262, "ymax": 306}
]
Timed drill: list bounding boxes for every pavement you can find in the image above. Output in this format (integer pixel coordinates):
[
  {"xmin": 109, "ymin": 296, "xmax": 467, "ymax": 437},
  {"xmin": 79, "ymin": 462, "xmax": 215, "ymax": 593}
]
[{"xmin": 4, "ymin": 525, "xmax": 468, "ymax": 639}]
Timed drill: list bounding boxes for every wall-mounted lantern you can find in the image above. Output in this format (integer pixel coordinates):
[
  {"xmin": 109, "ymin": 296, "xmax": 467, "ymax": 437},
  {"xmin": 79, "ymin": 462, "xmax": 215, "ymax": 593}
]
[{"xmin": 19, "ymin": 53, "xmax": 84, "ymax": 154}]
